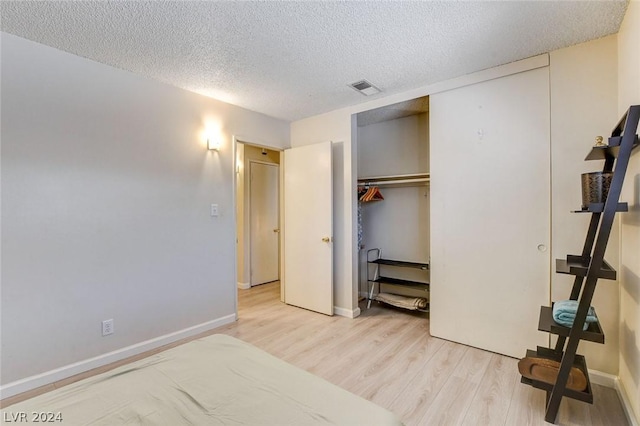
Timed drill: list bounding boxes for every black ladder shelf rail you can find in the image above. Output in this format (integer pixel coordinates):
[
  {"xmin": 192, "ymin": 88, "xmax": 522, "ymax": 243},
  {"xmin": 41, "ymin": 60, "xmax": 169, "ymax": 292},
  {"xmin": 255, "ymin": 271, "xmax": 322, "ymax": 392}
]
[{"xmin": 521, "ymin": 105, "xmax": 640, "ymax": 424}]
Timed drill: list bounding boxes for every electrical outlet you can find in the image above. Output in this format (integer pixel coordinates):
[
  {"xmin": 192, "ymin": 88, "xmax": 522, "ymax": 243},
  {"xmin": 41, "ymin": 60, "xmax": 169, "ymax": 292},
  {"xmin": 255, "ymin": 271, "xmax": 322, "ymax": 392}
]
[{"xmin": 102, "ymin": 319, "xmax": 114, "ymax": 336}]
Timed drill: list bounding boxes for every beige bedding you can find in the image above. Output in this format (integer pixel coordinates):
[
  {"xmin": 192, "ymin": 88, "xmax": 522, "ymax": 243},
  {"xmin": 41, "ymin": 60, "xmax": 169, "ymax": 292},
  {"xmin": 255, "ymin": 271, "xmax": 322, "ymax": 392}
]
[{"xmin": 2, "ymin": 334, "xmax": 403, "ymax": 425}]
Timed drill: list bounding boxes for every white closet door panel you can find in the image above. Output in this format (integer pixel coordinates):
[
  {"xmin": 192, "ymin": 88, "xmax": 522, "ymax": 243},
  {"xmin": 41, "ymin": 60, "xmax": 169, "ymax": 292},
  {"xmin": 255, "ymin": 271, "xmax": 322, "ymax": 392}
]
[{"xmin": 430, "ymin": 67, "xmax": 550, "ymax": 358}]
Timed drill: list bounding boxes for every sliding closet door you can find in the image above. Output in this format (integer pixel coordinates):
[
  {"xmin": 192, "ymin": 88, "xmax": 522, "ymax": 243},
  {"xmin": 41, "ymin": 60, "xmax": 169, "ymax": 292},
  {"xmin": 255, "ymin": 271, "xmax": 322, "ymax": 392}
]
[{"xmin": 430, "ymin": 67, "xmax": 550, "ymax": 358}]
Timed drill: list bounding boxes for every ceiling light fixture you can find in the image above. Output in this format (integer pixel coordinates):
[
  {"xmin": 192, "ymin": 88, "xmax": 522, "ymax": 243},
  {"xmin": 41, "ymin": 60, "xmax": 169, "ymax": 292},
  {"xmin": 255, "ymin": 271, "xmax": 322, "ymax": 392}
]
[{"xmin": 349, "ymin": 79, "xmax": 381, "ymax": 96}]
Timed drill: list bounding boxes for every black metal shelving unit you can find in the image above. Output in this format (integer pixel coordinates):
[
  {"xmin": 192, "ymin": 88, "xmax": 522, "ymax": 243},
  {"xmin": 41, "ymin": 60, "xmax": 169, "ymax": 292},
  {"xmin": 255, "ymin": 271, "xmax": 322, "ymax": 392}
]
[
  {"xmin": 366, "ymin": 248, "xmax": 429, "ymax": 311},
  {"xmin": 520, "ymin": 105, "xmax": 640, "ymax": 424}
]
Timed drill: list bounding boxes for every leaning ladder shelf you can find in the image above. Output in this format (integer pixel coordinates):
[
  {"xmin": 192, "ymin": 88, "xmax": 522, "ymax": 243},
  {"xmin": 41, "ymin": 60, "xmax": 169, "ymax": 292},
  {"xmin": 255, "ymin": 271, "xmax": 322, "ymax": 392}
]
[{"xmin": 519, "ymin": 105, "xmax": 640, "ymax": 424}]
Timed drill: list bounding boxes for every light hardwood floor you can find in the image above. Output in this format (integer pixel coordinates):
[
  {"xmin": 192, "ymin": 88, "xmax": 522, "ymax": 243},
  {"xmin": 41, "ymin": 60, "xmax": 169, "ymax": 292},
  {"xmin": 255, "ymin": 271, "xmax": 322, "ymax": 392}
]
[{"xmin": 2, "ymin": 281, "xmax": 630, "ymax": 425}]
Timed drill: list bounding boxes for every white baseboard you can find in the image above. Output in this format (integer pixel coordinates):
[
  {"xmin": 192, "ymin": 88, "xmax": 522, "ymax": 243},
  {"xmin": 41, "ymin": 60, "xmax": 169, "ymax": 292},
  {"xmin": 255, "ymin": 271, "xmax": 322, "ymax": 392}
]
[
  {"xmin": 334, "ymin": 306, "xmax": 361, "ymax": 318},
  {"xmin": 615, "ymin": 377, "xmax": 639, "ymax": 426},
  {"xmin": 0, "ymin": 314, "xmax": 236, "ymax": 400},
  {"xmin": 237, "ymin": 282, "xmax": 251, "ymax": 290},
  {"xmin": 588, "ymin": 369, "xmax": 617, "ymax": 388},
  {"xmin": 587, "ymin": 369, "xmax": 638, "ymax": 425}
]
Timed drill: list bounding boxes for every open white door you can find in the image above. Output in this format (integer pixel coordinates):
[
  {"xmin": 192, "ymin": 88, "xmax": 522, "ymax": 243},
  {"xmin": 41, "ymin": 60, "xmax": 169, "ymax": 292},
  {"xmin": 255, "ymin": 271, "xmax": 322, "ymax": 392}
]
[{"xmin": 283, "ymin": 141, "xmax": 333, "ymax": 315}]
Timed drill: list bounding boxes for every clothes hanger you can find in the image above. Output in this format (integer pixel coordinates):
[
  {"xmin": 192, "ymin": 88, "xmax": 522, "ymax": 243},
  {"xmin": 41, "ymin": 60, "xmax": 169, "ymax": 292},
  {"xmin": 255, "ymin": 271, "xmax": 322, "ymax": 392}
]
[
  {"xmin": 363, "ymin": 186, "xmax": 374, "ymax": 202},
  {"xmin": 361, "ymin": 185, "xmax": 383, "ymax": 202},
  {"xmin": 358, "ymin": 185, "xmax": 368, "ymax": 200},
  {"xmin": 358, "ymin": 183, "xmax": 370, "ymax": 201},
  {"xmin": 371, "ymin": 187, "xmax": 384, "ymax": 200}
]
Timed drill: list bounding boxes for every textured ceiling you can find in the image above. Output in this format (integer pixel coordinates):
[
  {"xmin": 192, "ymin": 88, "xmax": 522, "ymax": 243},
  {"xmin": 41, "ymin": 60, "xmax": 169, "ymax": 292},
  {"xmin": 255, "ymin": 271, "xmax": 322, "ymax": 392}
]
[{"xmin": 0, "ymin": 1, "xmax": 628, "ymax": 122}]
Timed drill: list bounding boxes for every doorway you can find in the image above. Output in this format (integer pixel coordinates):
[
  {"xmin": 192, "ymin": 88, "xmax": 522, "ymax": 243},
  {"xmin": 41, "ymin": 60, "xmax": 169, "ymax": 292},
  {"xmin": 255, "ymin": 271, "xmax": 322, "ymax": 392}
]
[
  {"xmin": 235, "ymin": 142, "xmax": 282, "ymax": 291},
  {"xmin": 234, "ymin": 138, "xmax": 335, "ymax": 317}
]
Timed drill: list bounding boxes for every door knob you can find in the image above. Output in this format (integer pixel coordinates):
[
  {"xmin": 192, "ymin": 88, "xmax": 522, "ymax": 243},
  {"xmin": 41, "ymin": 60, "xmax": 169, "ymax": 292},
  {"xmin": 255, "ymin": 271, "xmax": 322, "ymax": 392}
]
[
  {"xmin": 273, "ymin": 229, "xmax": 280, "ymax": 233},
  {"xmin": 322, "ymin": 237, "xmax": 332, "ymax": 243},
  {"xmin": 537, "ymin": 244, "xmax": 547, "ymax": 252}
]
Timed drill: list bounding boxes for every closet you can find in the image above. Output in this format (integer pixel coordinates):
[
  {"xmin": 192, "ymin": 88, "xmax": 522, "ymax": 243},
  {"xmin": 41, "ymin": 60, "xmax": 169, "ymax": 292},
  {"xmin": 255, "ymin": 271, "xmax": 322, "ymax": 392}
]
[
  {"xmin": 356, "ymin": 97, "xmax": 430, "ymax": 312},
  {"xmin": 429, "ymin": 67, "xmax": 550, "ymax": 358}
]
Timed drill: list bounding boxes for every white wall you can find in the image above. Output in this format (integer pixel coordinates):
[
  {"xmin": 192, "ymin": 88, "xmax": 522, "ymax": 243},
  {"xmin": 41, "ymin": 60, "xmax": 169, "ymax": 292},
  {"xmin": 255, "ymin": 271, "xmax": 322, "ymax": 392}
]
[
  {"xmin": 549, "ymin": 35, "xmax": 620, "ymax": 374},
  {"xmin": 0, "ymin": 34, "xmax": 289, "ymax": 392},
  {"xmin": 358, "ymin": 114, "xmax": 429, "ymax": 178},
  {"xmin": 617, "ymin": 1, "xmax": 640, "ymax": 422},
  {"xmin": 332, "ymin": 140, "xmax": 348, "ymax": 313}
]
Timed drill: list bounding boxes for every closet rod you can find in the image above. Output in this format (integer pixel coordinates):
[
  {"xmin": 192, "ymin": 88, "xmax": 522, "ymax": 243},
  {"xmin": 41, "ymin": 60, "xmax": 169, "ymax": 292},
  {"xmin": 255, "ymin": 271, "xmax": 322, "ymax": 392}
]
[
  {"xmin": 357, "ymin": 173, "xmax": 430, "ymax": 187},
  {"xmin": 357, "ymin": 178, "xmax": 429, "ymax": 186}
]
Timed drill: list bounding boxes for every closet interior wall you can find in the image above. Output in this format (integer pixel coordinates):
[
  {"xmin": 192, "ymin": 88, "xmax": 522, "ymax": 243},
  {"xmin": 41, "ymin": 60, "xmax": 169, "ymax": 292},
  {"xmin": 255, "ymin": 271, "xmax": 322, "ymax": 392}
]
[{"xmin": 357, "ymin": 112, "xmax": 430, "ymax": 299}]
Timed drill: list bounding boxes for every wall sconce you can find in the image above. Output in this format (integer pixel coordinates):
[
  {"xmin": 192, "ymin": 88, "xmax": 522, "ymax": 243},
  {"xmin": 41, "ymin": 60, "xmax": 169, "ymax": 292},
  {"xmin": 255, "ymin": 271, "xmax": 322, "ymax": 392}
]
[{"xmin": 208, "ymin": 137, "xmax": 220, "ymax": 151}]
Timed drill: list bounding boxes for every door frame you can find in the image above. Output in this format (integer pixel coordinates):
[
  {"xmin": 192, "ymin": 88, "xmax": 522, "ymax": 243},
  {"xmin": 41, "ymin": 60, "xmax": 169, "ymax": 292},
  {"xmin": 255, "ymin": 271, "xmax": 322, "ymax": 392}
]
[
  {"xmin": 232, "ymin": 135, "xmax": 285, "ymax": 318},
  {"xmin": 248, "ymin": 160, "xmax": 280, "ymax": 287}
]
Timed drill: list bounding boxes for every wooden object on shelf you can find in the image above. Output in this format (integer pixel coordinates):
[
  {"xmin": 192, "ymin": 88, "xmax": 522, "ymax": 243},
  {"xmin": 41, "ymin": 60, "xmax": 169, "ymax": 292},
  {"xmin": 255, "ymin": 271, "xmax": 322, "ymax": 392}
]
[
  {"xmin": 518, "ymin": 355, "xmax": 587, "ymax": 391},
  {"xmin": 519, "ymin": 105, "xmax": 640, "ymax": 424},
  {"xmin": 520, "ymin": 347, "xmax": 593, "ymax": 404}
]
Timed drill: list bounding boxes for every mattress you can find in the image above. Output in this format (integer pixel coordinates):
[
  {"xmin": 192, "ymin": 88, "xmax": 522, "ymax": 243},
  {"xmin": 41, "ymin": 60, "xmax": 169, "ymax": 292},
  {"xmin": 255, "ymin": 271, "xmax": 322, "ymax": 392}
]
[{"xmin": 2, "ymin": 334, "xmax": 403, "ymax": 425}]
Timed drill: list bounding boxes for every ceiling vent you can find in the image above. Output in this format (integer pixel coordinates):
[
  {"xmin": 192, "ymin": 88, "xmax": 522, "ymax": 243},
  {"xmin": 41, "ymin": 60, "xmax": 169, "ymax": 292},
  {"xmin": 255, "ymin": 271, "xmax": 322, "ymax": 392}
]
[{"xmin": 349, "ymin": 80, "xmax": 381, "ymax": 96}]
